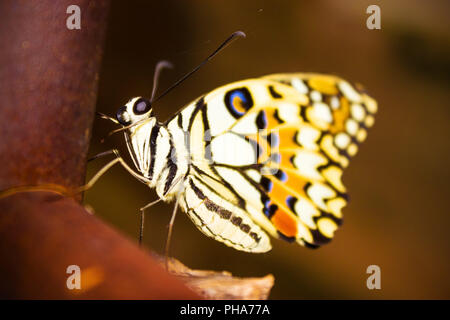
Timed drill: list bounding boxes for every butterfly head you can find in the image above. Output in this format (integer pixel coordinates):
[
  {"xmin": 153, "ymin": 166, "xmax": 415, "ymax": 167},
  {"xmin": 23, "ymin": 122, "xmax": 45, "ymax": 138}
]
[{"xmin": 116, "ymin": 97, "xmax": 155, "ymax": 127}]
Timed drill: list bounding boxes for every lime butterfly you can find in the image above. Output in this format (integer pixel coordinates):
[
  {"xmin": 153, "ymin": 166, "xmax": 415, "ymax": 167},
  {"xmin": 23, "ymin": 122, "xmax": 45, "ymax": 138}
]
[{"xmin": 93, "ymin": 32, "xmax": 377, "ymax": 253}]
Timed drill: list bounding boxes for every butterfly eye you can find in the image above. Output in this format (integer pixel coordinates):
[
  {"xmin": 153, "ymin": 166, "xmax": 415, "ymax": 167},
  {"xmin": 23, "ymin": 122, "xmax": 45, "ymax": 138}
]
[
  {"xmin": 133, "ymin": 98, "xmax": 152, "ymax": 115},
  {"xmin": 116, "ymin": 105, "xmax": 131, "ymax": 125}
]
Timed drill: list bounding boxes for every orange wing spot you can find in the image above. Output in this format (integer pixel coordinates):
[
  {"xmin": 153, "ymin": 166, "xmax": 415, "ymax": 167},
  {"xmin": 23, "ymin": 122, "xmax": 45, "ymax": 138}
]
[
  {"xmin": 278, "ymin": 150, "xmax": 295, "ymax": 169},
  {"xmin": 276, "ymin": 127, "xmax": 299, "ymax": 150},
  {"xmin": 329, "ymin": 97, "xmax": 350, "ymax": 134},
  {"xmin": 265, "ymin": 178, "xmax": 307, "ymax": 216},
  {"xmin": 232, "ymin": 96, "xmax": 247, "ymax": 114},
  {"xmin": 271, "ymin": 208, "xmax": 298, "ymax": 237},
  {"xmin": 269, "ymin": 170, "xmax": 308, "ymax": 199},
  {"xmin": 308, "ymin": 77, "xmax": 339, "ymax": 95},
  {"xmin": 267, "ymin": 180, "xmax": 291, "ymax": 203},
  {"xmin": 265, "ymin": 109, "xmax": 283, "ymax": 129}
]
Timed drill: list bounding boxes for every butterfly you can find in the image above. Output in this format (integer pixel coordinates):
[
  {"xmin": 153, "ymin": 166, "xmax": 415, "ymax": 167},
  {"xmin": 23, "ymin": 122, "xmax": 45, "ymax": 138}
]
[
  {"xmin": 110, "ymin": 71, "xmax": 377, "ymax": 253},
  {"xmin": 87, "ymin": 32, "xmax": 377, "ymax": 254}
]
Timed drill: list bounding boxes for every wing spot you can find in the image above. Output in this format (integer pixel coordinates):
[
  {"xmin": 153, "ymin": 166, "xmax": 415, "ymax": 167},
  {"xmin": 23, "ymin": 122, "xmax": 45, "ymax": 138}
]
[
  {"xmin": 347, "ymin": 143, "xmax": 358, "ymax": 156},
  {"xmin": 274, "ymin": 170, "xmax": 287, "ymax": 182},
  {"xmin": 260, "ymin": 177, "xmax": 273, "ymax": 192},
  {"xmin": 256, "ymin": 110, "xmax": 267, "ymax": 129},
  {"xmin": 224, "ymin": 87, "xmax": 254, "ymax": 118},
  {"xmin": 266, "ymin": 132, "xmax": 280, "ymax": 147},
  {"xmin": 365, "ymin": 115, "xmax": 375, "ymax": 127},
  {"xmin": 345, "ymin": 119, "xmax": 359, "ymax": 136},
  {"xmin": 249, "ymin": 232, "xmax": 261, "ymax": 243},
  {"xmin": 317, "ymin": 218, "xmax": 338, "ymax": 238},
  {"xmin": 204, "ymin": 199, "xmax": 232, "ymax": 220},
  {"xmin": 339, "ymin": 81, "xmax": 362, "ymax": 102},
  {"xmin": 263, "ymin": 201, "xmax": 278, "ymax": 219},
  {"xmin": 291, "ymin": 78, "xmax": 308, "ymax": 94},
  {"xmin": 271, "ymin": 209, "xmax": 298, "ymax": 238},
  {"xmin": 351, "ymin": 103, "xmax": 366, "ymax": 121},
  {"xmin": 231, "ymin": 216, "xmax": 243, "ymax": 227},
  {"xmin": 273, "ymin": 109, "xmax": 285, "ymax": 124},
  {"xmin": 330, "ymin": 96, "xmax": 340, "ymax": 109},
  {"xmin": 335, "ymin": 132, "xmax": 351, "ymax": 149},
  {"xmin": 268, "ymin": 85, "xmax": 283, "ymax": 98},
  {"xmin": 240, "ymin": 223, "xmax": 251, "ymax": 233},
  {"xmin": 356, "ymin": 128, "xmax": 367, "ymax": 142},
  {"xmin": 286, "ymin": 196, "xmax": 297, "ymax": 215},
  {"xmin": 310, "ymin": 90, "xmax": 322, "ymax": 102},
  {"xmin": 364, "ymin": 96, "xmax": 378, "ymax": 113},
  {"xmin": 312, "ymin": 102, "xmax": 333, "ymax": 124},
  {"xmin": 308, "ymin": 77, "xmax": 339, "ymax": 95}
]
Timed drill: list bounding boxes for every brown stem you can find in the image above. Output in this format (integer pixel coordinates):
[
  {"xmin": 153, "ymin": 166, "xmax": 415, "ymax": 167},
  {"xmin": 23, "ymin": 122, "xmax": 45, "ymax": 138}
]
[
  {"xmin": 0, "ymin": 0, "xmax": 200, "ymax": 299},
  {"xmin": 0, "ymin": 0, "xmax": 106, "ymax": 196}
]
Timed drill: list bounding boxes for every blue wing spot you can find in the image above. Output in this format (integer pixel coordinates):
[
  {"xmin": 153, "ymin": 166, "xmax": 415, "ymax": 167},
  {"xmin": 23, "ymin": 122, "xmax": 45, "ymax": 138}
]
[
  {"xmin": 224, "ymin": 87, "xmax": 254, "ymax": 119},
  {"xmin": 263, "ymin": 202, "xmax": 278, "ymax": 219},
  {"xmin": 260, "ymin": 177, "xmax": 273, "ymax": 192},
  {"xmin": 286, "ymin": 196, "xmax": 297, "ymax": 215},
  {"xmin": 275, "ymin": 170, "xmax": 287, "ymax": 182}
]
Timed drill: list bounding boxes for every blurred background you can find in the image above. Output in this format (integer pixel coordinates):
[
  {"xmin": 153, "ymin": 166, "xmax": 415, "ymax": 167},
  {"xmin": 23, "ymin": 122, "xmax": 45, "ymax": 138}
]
[{"xmin": 85, "ymin": 0, "xmax": 450, "ymax": 299}]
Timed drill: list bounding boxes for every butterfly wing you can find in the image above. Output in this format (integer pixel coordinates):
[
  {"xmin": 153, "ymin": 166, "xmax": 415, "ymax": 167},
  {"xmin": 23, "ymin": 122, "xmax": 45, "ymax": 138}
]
[
  {"xmin": 262, "ymin": 73, "xmax": 377, "ymax": 166},
  {"xmin": 167, "ymin": 74, "xmax": 376, "ymax": 252}
]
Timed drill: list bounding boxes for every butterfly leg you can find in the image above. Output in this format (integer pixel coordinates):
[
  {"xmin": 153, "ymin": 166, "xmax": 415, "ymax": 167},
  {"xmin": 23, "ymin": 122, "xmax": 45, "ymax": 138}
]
[
  {"xmin": 0, "ymin": 149, "xmax": 146, "ymax": 199},
  {"xmin": 164, "ymin": 187, "xmax": 183, "ymax": 270},
  {"xmin": 87, "ymin": 149, "xmax": 116, "ymax": 162},
  {"xmin": 77, "ymin": 149, "xmax": 150, "ymax": 194},
  {"xmin": 138, "ymin": 198, "xmax": 162, "ymax": 246},
  {"xmin": 137, "ymin": 175, "xmax": 185, "ymax": 247}
]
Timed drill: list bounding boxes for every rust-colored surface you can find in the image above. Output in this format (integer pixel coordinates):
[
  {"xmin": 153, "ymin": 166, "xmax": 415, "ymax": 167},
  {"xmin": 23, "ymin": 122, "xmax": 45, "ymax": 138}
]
[
  {"xmin": 0, "ymin": 192, "xmax": 199, "ymax": 299},
  {"xmin": 0, "ymin": 1, "xmax": 200, "ymax": 299},
  {"xmin": 0, "ymin": 0, "xmax": 108, "ymax": 192}
]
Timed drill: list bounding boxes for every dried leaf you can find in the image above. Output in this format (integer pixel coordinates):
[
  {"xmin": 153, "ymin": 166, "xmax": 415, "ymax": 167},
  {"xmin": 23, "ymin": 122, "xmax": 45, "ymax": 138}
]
[{"xmin": 161, "ymin": 257, "xmax": 274, "ymax": 300}]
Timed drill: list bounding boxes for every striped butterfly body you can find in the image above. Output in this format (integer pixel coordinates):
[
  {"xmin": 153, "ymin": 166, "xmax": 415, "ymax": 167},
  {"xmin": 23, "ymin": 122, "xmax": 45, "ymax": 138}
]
[{"xmin": 116, "ymin": 73, "xmax": 377, "ymax": 253}]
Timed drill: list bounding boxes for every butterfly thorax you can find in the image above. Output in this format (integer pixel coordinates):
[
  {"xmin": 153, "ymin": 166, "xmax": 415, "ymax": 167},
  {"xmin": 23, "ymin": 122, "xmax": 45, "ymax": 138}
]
[{"xmin": 124, "ymin": 117, "xmax": 189, "ymax": 201}]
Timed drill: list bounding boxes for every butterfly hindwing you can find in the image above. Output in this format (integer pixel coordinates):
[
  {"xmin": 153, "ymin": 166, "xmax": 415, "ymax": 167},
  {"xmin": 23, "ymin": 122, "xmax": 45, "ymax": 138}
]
[{"xmin": 180, "ymin": 172, "xmax": 273, "ymax": 253}]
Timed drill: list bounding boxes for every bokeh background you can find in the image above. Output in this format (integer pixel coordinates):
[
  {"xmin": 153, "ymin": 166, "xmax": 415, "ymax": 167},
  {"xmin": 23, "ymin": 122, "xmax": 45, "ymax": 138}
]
[{"xmin": 85, "ymin": 0, "xmax": 450, "ymax": 299}]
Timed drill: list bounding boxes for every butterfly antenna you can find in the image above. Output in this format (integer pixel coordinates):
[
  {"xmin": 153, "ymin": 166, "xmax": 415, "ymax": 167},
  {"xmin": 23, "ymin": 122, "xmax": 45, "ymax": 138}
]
[
  {"xmin": 150, "ymin": 60, "xmax": 173, "ymax": 102},
  {"xmin": 151, "ymin": 31, "xmax": 246, "ymax": 105},
  {"xmin": 103, "ymin": 31, "xmax": 245, "ymax": 139},
  {"xmin": 98, "ymin": 62, "xmax": 173, "ymax": 141}
]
